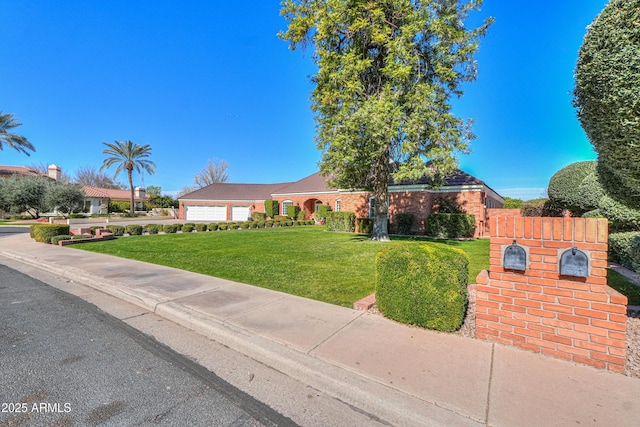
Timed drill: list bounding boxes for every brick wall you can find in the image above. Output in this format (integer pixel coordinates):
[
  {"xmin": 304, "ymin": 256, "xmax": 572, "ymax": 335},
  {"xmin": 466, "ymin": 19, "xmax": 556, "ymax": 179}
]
[{"xmin": 476, "ymin": 216, "xmax": 627, "ymax": 373}]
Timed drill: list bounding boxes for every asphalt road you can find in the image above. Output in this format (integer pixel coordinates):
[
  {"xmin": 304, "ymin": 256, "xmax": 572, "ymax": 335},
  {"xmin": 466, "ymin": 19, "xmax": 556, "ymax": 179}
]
[{"xmin": 0, "ymin": 263, "xmax": 298, "ymax": 427}]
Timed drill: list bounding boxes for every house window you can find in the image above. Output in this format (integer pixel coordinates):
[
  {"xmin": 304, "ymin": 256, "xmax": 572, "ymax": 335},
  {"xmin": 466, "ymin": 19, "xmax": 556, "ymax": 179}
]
[
  {"xmin": 335, "ymin": 199, "xmax": 341, "ymax": 212},
  {"xmin": 369, "ymin": 197, "xmax": 375, "ymax": 218},
  {"xmin": 314, "ymin": 200, "xmax": 322, "ymax": 212},
  {"xmin": 282, "ymin": 200, "xmax": 293, "ymax": 216}
]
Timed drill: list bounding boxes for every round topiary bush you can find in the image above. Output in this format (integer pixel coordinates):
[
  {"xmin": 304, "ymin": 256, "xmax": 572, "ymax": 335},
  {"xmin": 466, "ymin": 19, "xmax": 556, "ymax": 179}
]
[
  {"xmin": 208, "ymin": 223, "xmax": 219, "ymax": 231},
  {"xmin": 376, "ymin": 243, "xmax": 469, "ymax": 332},
  {"xmin": 181, "ymin": 223, "xmax": 195, "ymax": 233},
  {"xmin": 195, "ymin": 223, "xmax": 208, "ymax": 232}
]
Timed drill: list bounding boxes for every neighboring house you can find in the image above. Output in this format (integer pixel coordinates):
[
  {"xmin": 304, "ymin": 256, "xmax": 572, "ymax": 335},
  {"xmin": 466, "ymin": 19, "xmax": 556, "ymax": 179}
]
[
  {"xmin": 0, "ymin": 164, "xmax": 61, "ymax": 181},
  {"xmin": 82, "ymin": 186, "xmax": 149, "ymax": 214},
  {"xmin": 178, "ymin": 170, "xmax": 504, "ymax": 237}
]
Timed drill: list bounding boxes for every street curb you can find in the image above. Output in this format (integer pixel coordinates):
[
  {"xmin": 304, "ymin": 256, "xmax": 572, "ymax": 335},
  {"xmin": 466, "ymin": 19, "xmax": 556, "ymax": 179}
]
[{"xmin": 0, "ymin": 248, "xmax": 481, "ymax": 427}]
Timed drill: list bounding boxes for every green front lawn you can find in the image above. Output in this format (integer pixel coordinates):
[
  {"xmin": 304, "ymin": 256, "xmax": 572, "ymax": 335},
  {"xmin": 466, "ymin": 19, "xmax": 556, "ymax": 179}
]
[{"xmin": 75, "ymin": 227, "xmax": 489, "ymax": 307}]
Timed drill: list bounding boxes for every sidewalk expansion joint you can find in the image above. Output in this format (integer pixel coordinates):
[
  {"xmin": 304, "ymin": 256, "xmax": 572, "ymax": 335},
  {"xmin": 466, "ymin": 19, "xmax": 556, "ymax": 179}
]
[
  {"xmin": 307, "ymin": 311, "xmax": 365, "ymax": 355},
  {"xmin": 484, "ymin": 343, "xmax": 495, "ymax": 426}
]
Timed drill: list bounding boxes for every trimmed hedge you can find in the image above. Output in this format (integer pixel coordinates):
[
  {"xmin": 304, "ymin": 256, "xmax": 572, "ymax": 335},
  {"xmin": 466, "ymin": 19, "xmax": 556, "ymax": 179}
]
[
  {"xmin": 376, "ymin": 243, "xmax": 469, "ymax": 332},
  {"xmin": 89, "ymin": 225, "xmax": 103, "ymax": 235},
  {"xmin": 31, "ymin": 224, "xmax": 71, "ymax": 243},
  {"xmin": 125, "ymin": 224, "xmax": 143, "ymax": 235},
  {"xmin": 253, "ymin": 212, "xmax": 266, "ymax": 221},
  {"xmin": 51, "ymin": 235, "xmax": 72, "ymax": 245},
  {"xmin": 146, "ymin": 224, "xmax": 161, "ymax": 234},
  {"xmin": 425, "ymin": 214, "xmax": 475, "ymax": 238},
  {"xmin": 228, "ymin": 222, "xmax": 240, "ymax": 230},
  {"xmin": 273, "ymin": 215, "xmax": 288, "ymax": 222},
  {"xmin": 217, "ymin": 222, "xmax": 228, "ymax": 231},
  {"xmin": 240, "ymin": 222, "xmax": 251, "ymax": 229},
  {"xmin": 195, "ymin": 223, "xmax": 208, "ymax": 232},
  {"xmin": 316, "ymin": 205, "xmax": 332, "ymax": 221},
  {"xmin": 520, "ymin": 198, "xmax": 563, "ymax": 217},
  {"xmin": 326, "ymin": 212, "xmax": 355, "ymax": 232},
  {"xmin": 265, "ymin": 200, "xmax": 279, "ymax": 218},
  {"xmin": 106, "ymin": 225, "xmax": 125, "ymax": 236},
  {"xmin": 287, "ymin": 205, "xmax": 300, "ymax": 219},
  {"xmin": 163, "ymin": 224, "xmax": 179, "ymax": 234},
  {"xmin": 72, "ymin": 234, "xmax": 92, "ymax": 240},
  {"xmin": 356, "ymin": 218, "xmax": 374, "ymax": 234},
  {"xmin": 609, "ymin": 232, "xmax": 640, "ymax": 273},
  {"xmin": 394, "ymin": 213, "xmax": 414, "ymax": 235},
  {"xmin": 182, "ymin": 223, "xmax": 195, "ymax": 233},
  {"xmin": 208, "ymin": 223, "xmax": 219, "ymax": 231}
]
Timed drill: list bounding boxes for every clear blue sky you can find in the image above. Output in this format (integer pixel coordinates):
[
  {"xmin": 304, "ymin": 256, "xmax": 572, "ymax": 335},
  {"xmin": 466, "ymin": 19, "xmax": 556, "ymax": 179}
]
[{"xmin": 1, "ymin": 1, "xmax": 608, "ymax": 200}]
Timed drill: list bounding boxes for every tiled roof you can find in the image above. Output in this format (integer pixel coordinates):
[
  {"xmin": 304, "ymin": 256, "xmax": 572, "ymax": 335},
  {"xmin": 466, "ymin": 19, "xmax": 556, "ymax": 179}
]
[
  {"xmin": 82, "ymin": 186, "xmax": 149, "ymax": 201},
  {"xmin": 0, "ymin": 165, "xmax": 45, "ymax": 178},
  {"xmin": 179, "ymin": 182, "xmax": 292, "ymax": 201}
]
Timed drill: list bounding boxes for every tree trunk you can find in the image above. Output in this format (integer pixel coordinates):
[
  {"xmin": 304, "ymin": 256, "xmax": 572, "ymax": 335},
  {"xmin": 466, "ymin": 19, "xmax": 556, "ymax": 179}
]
[
  {"xmin": 128, "ymin": 169, "xmax": 135, "ymax": 217},
  {"xmin": 371, "ymin": 149, "xmax": 391, "ymax": 242}
]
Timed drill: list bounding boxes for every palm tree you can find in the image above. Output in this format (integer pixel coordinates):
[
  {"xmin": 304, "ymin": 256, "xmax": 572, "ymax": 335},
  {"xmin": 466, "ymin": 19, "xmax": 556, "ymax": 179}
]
[
  {"xmin": 0, "ymin": 111, "xmax": 35, "ymax": 156},
  {"xmin": 101, "ymin": 140, "xmax": 156, "ymax": 216}
]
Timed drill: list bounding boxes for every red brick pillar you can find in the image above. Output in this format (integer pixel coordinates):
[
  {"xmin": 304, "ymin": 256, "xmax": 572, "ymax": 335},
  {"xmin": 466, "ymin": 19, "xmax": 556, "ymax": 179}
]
[{"xmin": 476, "ymin": 217, "xmax": 627, "ymax": 373}]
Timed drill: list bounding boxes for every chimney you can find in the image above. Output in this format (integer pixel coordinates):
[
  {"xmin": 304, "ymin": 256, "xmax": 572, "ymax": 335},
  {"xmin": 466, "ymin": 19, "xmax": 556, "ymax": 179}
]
[
  {"xmin": 134, "ymin": 187, "xmax": 146, "ymax": 199},
  {"xmin": 48, "ymin": 164, "xmax": 61, "ymax": 181}
]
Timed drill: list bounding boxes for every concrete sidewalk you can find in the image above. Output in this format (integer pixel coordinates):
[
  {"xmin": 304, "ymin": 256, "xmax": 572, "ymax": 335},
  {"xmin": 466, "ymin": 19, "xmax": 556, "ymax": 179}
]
[{"xmin": 2, "ymin": 231, "xmax": 640, "ymax": 426}]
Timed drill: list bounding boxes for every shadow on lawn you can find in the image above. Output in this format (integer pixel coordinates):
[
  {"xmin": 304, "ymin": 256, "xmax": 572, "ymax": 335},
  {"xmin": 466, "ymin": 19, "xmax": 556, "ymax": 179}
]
[{"xmin": 349, "ymin": 234, "xmax": 466, "ymax": 246}]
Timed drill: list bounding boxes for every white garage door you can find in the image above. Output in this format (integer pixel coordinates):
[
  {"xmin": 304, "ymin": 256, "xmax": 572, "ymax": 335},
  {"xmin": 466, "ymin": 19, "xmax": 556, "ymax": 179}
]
[
  {"xmin": 185, "ymin": 205, "xmax": 226, "ymax": 222},
  {"xmin": 231, "ymin": 206, "xmax": 250, "ymax": 222}
]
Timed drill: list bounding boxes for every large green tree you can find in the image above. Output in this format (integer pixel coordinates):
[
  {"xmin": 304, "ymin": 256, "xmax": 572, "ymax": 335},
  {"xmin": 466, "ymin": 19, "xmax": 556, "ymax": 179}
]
[
  {"xmin": 280, "ymin": 0, "xmax": 491, "ymax": 240},
  {"xmin": 573, "ymin": 0, "xmax": 640, "ymax": 209},
  {"xmin": 0, "ymin": 111, "xmax": 35, "ymax": 156},
  {"xmin": 101, "ymin": 140, "xmax": 156, "ymax": 216}
]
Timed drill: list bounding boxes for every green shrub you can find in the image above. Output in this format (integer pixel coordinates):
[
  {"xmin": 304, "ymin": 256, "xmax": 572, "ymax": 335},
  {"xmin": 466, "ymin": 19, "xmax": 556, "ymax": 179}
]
[
  {"xmin": 356, "ymin": 218, "xmax": 374, "ymax": 234},
  {"xmin": 182, "ymin": 223, "xmax": 195, "ymax": 233},
  {"xmin": 287, "ymin": 205, "xmax": 300, "ymax": 219},
  {"xmin": 394, "ymin": 213, "xmax": 414, "ymax": 235},
  {"xmin": 89, "ymin": 225, "xmax": 103, "ymax": 235},
  {"xmin": 376, "ymin": 243, "xmax": 469, "ymax": 332},
  {"xmin": 163, "ymin": 224, "xmax": 178, "ymax": 234},
  {"xmin": 208, "ymin": 223, "xmax": 219, "ymax": 231},
  {"xmin": 306, "ymin": 220, "xmax": 315, "ymax": 225},
  {"xmin": 296, "ymin": 210, "xmax": 306, "ymax": 221},
  {"xmin": 273, "ymin": 221, "xmax": 282, "ymax": 227},
  {"xmin": 240, "ymin": 222, "xmax": 251, "ymax": 229},
  {"xmin": 228, "ymin": 222, "xmax": 240, "ymax": 230},
  {"xmin": 316, "ymin": 205, "xmax": 332, "ymax": 221},
  {"xmin": 31, "ymin": 224, "xmax": 71, "ymax": 243},
  {"xmin": 265, "ymin": 220, "xmax": 274, "ymax": 227},
  {"xmin": 108, "ymin": 200, "xmax": 130, "ymax": 213},
  {"xmin": 425, "ymin": 214, "xmax": 475, "ymax": 238},
  {"xmin": 274, "ymin": 215, "xmax": 288, "ymax": 222},
  {"xmin": 253, "ymin": 212, "xmax": 266, "ymax": 221},
  {"xmin": 51, "ymin": 235, "xmax": 72, "ymax": 245},
  {"xmin": 265, "ymin": 200, "xmax": 279, "ymax": 219},
  {"xmin": 195, "ymin": 223, "xmax": 208, "ymax": 232},
  {"xmin": 125, "ymin": 224, "xmax": 144, "ymax": 235},
  {"xmin": 71, "ymin": 234, "xmax": 92, "ymax": 240},
  {"xmin": 610, "ymin": 232, "xmax": 640, "ymax": 273},
  {"xmin": 146, "ymin": 224, "xmax": 161, "ymax": 234},
  {"xmin": 106, "ymin": 225, "xmax": 125, "ymax": 236},
  {"xmin": 69, "ymin": 213, "xmax": 85, "ymax": 219},
  {"xmin": 520, "ymin": 198, "xmax": 563, "ymax": 217},
  {"xmin": 249, "ymin": 221, "xmax": 259, "ymax": 229},
  {"xmin": 326, "ymin": 212, "xmax": 355, "ymax": 232},
  {"xmin": 217, "ymin": 222, "xmax": 228, "ymax": 230}
]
